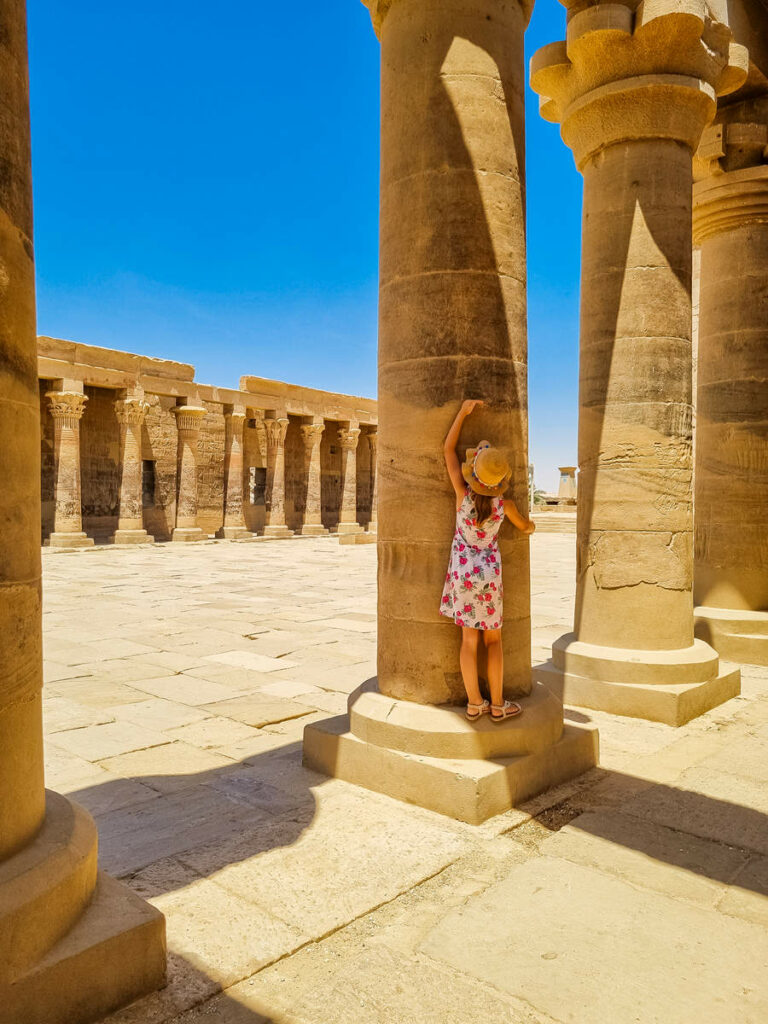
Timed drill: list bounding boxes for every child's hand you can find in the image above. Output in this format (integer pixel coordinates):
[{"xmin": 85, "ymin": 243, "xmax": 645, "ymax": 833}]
[
  {"xmin": 525, "ymin": 519, "xmax": 536, "ymax": 535},
  {"xmin": 460, "ymin": 399, "xmax": 483, "ymax": 417}
]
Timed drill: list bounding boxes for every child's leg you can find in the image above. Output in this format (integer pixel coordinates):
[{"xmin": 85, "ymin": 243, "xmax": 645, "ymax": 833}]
[
  {"xmin": 484, "ymin": 628, "xmax": 503, "ymax": 707},
  {"xmin": 459, "ymin": 626, "xmax": 483, "ymax": 705}
]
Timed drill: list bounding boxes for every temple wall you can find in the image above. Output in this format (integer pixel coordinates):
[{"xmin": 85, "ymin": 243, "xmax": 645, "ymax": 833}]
[
  {"xmin": 197, "ymin": 400, "xmax": 226, "ymax": 536},
  {"xmin": 37, "ymin": 337, "xmax": 377, "ymax": 543},
  {"xmin": 40, "ymin": 379, "xmax": 55, "ymax": 539},
  {"xmin": 80, "ymin": 385, "xmax": 120, "ymax": 539},
  {"xmin": 321, "ymin": 420, "xmax": 342, "ymax": 529},
  {"xmin": 143, "ymin": 395, "xmax": 179, "ymax": 542}
]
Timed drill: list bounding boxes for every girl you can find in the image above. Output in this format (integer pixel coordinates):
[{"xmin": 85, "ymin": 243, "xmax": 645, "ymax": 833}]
[{"xmin": 440, "ymin": 399, "xmax": 535, "ymax": 723}]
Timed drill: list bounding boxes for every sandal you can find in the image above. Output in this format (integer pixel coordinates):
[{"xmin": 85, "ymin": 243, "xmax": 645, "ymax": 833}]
[
  {"xmin": 490, "ymin": 700, "xmax": 523, "ymax": 723},
  {"xmin": 466, "ymin": 699, "xmax": 491, "ymax": 721}
]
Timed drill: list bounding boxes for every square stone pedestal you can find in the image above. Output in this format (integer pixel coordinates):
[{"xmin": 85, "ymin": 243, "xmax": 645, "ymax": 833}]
[
  {"xmin": 534, "ymin": 633, "xmax": 741, "ymax": 727},
  {"xmin": 1, "ymin": 791, "xmax": 165, "ymax": 1024},
  {"xmin": 695, "ymin": 606, "xmax": 768, "ymax": 667},
  {"xmin": 46, "ymin": 533, "xmax": 94, "ymax": 549},
  {"xmin": 171, "ymin": 527, "xmax": 206, "ymax": 542},
  {"xmin": 216, "ymin": 526, "xmax": 253, "ymax": 540},
  {"xmin": 336, "ymin": 522, "xmax": 363, "ymax": 536},
  {"xmin": 303, "ymin": 680, "xmax": 598, "ymax": 825},
  {"xmin": 111, "ymin": 529, "xmax": 154, "ymax": 545},
  {"xmin": 339, "ymin": 530, "xmax": 377, "ymax": 546},
  {"xmin": 263, "ymin": 525, "xmax": 294, "ymax": 539},
  {"xmin": 300, "ymin": 524, "xmax": 330, "ymax": 536}
]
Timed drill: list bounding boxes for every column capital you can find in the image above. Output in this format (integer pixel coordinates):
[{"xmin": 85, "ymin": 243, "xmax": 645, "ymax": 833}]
[
  {"xmin": 174, "ymin": 405, "xmax": 207, "ymax": 433},
  {"xmin": 367, "ymin": 429, "xmax": 378, "ymax": 455},
  {"xmin": 338, "ymin": 427, "xmax": 361, "ymax": 451},
  {"xmin": 693, "ymin": 164, "xmax": 768, "ymax": 243},
  {"xmin": 115, "ymin": 396, "xmax": 150, "ymax": 427},
  {"xmin": 530, "ymin": 2, "xmax": 747, "ymax": 169},
  {"xmin": 362, "ymin": 0, "xmax": 534, "ymax": 37},
  {"xmin": 46, "ymin": 391, "xmax": 88, "ymax": 426},
  {"xmin": 225, "ymin": 409, "xmax": 247, "ymax": 435},
  {"xmin": 264, "ymin": 416, "xmax": 289, "ymax": 449},
  {"xmin": 300, "ymin": 422, "xmax": 325, "ymax": 449}
]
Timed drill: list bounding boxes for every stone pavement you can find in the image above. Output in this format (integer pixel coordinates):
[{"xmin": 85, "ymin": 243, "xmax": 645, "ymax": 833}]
[{"xmin": 41, "ymin": 535, "xmax": 768, "ymax": 1024}]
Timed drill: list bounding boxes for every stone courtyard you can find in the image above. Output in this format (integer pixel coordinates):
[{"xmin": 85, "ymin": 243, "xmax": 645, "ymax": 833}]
[{"xmin": 41, "ymin": 534, "xmax": 768, "ymax": 1024}]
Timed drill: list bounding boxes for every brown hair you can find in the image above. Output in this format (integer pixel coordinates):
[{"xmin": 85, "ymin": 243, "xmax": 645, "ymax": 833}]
[{"xmin": 471, "ymin": 492, "xmax": 494, "ymax": 527}]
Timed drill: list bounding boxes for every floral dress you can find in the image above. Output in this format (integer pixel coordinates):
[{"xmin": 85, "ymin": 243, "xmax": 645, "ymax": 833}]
[{"xmin": 440, "ymin": 488, "xmax": 504, "ymax": 631}]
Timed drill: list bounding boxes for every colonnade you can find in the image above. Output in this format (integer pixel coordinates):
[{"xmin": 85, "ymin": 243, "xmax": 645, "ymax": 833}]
[{"xmin": 42, "ymin": 387, "xmax": 378, "ymax": 545}]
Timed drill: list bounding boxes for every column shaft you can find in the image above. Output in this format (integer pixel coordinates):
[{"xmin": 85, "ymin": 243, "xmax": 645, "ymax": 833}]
[
  {"xmin": 529, "ymin": 0, "xmax": 747, "ymax": 723},
  {"xmin": 693, "ymin": 114, "xmax": 768, "ymax": 663},
  {"xmin": 368, "ymin": 430, "xmax": 378, "ymax": 531},
  {"xmin": 338, "ymin": 426, "xmax": 362, "ymax": 535},
  {"xmin": 264, "ymin": 417, "xmax": 293, "ymax": 538},
  {"xmin": 577, "ymin": 141, "xmax": 695, "ymax": 649},
  {"xmin": 300, "ymin": 422, "xmax": 328, "ymax": 536},
  {"xmin": 113, "ymin": 395, "xmax": 152, "ymax": 544},
  {"xmin": 172, "ymin": 406, "xmax": 206, "ymax": 541},
  {"xmin": 0, "ymin": 0, "xmax": 45, "ymax": 858},
  {"xmin": 46, "ymin": 391, "xmax": 94, "ymax": 548},
  {"xmin": 377, "ymin": 0, "xmax": 531, "ymax": 703},
  {"xmin": 217, "ymin": 410, "xmax": 251, "ymax": 540}
]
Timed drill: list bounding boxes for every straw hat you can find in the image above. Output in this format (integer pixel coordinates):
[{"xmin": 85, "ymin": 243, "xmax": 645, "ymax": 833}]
[{"xmin": 462, "ymin": 443, "xmax": 511, "ymax": 497}]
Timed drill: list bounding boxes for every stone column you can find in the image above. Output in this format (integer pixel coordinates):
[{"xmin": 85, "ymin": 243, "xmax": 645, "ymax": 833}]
[
  {"xmin": 368, "ymin": 428, "xmax": 378, "ymax": 532},
  {"xmin": 172, "ymin": 405, "xmax": 206, "ymax": 542},
  {"xmin": 303, "ymin": 0, "xmax": 598, "ymax": 825},
  {"xmin": 217, "ymin": 409, "xmax": 252, "ymax": 540},
  {"xmin": 112, "ymin": 393, "xmax": 153, "ymax": 544},
  {"xmin": 299, "ymin": 421, "xmax": 328, "ymax": 536},
  {"xmin": 45, "ymin": 389, "xmax": 94, "ymax": 548},
  {"xmin": 337, "ymin": 425, "xmax": 362, "ymax": 535},
  {"xmin": 263, "ymin": 416, "xmax": 293, "ymax": 538},
  {"xmin": 0, "ymin": 4, "xmax": 164, "ymax": 1020},
  {"xmin": 693, "ymin": 104, "xmax": 768, "ymax": 665},
  {"xmin": 557, "ymin": 467, "xmax": 577, "ymax": 502},
  {"xmin": 530, "ymin": 0, "xmax": 746, "ymax": 724}
]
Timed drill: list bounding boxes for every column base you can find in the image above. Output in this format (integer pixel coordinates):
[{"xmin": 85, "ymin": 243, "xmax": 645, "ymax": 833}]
[
  {"xmin": 339, "ymin": 531, "xmax": 377, "ymax": 546},
  {"xmin": 111, "ymin": 529, "xmax": 154, "ymax": 545},
  {"xmin": 299, "ymin": 524, "xmax": 330, "ymax": 537},
  {"xmin": 303, "ymin": 680, "xmax": 598, "ymax": 825},
  {"xmin": 1, "ymin": 791, "xmax": 165, "ymax": 1024},
  {"xmin": 45, "ymin": 533, "xmax": 94, "ymax": 549},
  {"xmin": 262, "ymin": 525, "xmax": 294, "ymax": 539},
  {"xmin": 533, "ymin": 633, "xmax": 741, "ymax": 727},
  {"xmin": 336, "ymin": 522, "xmax": 363, "ymax": 536},
  {"xmin": 695, "ymin": 606, "xmax": 768, "ymax": 667},
  {"xmin": 171, "ymin": 527, "xmax": 206, "ymax": 542},
  {"xmin": 215, "ymin": 526, "xmax": 253, "ymax": 540}
]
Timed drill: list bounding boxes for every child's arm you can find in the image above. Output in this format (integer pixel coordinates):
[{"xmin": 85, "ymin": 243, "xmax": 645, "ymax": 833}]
[
  {"xmin": 503, "ymin": 499, "xmax": 535, "ymax": 534},
  {"xmin": 444, "ymin": 399, "xmax": 483, "ymax": 502}
]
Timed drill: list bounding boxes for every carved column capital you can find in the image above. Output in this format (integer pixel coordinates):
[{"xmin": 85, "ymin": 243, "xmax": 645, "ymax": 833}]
[
  {"xmin": 225, "ymin": 410, "xmax": 247, "ymax": 438},
  {"xmin": 367, "ymin": 429, "xmax": 378, "ymax": 456},
  {"xmin": 264, "ymin": 417, "xmax": 289, "ymax": 449},
  {"xmin": 115, "ymin": 397, "xmax": 150, "ymax": 428},
  {"xmin": 531, "ymin": 3, "xmax": 748, "ymax": 169},
  {"xmin": 174, "ymin": 405, "xmax": 207, "ymax": 435},
  {"xmin": 338, "ymin": 427, "xmax": 361, "ymax": 451},
  {"xmin": 46, "ymin": 391, "xmax": 88, "ymax": 427},
  {"xmin": 300, "ymin": 423, "xmax": 325, "ymax": 449},
  {"xmin": 362, "ymin": 0, "xmax": 534, "ymax": 36}
]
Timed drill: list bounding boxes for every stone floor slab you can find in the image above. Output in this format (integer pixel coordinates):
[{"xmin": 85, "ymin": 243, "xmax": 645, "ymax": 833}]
[{"xmin": 422, "ymin": 855, "xmax": 768, "ymax": 1024}]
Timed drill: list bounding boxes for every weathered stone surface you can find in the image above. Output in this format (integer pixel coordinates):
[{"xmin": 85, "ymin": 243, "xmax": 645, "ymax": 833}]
[{"xmin": 422, "ymin": 856, "xmax": 768, "ymax": 1024}]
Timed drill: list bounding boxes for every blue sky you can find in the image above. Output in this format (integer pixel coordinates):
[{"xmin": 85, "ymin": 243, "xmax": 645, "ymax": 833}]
[{"xmin": 28, "ymin": 0, "xmax": 581, "ymax": 493}]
